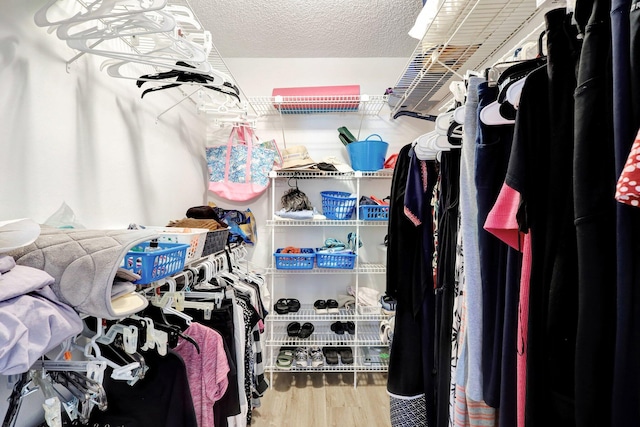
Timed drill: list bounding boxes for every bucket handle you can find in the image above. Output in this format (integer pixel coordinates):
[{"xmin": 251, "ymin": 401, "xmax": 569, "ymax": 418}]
[{"xmin": 364, "ymin": 134, "xmax": 384, "ymax": 142}]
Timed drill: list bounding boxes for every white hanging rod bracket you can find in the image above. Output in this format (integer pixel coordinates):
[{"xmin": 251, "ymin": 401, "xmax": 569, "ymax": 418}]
[
  {"xmin": 156, "ymin": 87, "xmax": 201, "ymax": 123},
  {"xmin": 66, "ymin": 38, "xmax": 104, "ymax": 72}
]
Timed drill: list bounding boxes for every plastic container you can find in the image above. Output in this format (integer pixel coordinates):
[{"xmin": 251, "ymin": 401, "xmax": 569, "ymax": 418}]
[
  {"xmin": 144, "ymin": 226, "xmax": 209, "ymax": 263},
  {"xmin": 346, "ymin": 134, "xmax": 389, "ymax": 171},
  {"xmin": 315, "ymin": 250, "xmax": 357, "ymax": 269},
  {"xmin": 202, "ymin": 228, "xmax": 230, "ymax": 256},
  {"xmin": 321, "ymin": 191, "xmax": 357, "ymax": 220},
  {"xmin": 122, "ymin": 242, "xmax": 190, "ymax": 284},
  {"xmin": 358, "ymin": 205, "xmax": 389, "ymax": 221},
  {"xmin": 274, "ymin": 248, "xmax": 316, "ymax": 270}
]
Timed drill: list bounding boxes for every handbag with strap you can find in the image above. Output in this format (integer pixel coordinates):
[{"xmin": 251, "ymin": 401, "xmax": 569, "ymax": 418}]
[{"xmin": 206, "ymin": 125, "xmax": 276, "ymax": 201}]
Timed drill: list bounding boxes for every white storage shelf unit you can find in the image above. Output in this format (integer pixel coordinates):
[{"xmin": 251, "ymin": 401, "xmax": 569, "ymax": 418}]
[{"xmin": 264, "ymin": 170, "xmax": 393, "ymax": 384}]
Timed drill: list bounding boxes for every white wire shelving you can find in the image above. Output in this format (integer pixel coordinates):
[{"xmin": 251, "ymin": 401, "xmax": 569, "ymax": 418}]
[
  {"xmin": 389, "ymin": 0, "xmax": 540, "ymax": 116},
  {"xmin": 267, "ymin": 263, "xmax": 386, "ymax": 276},
  {"xmin": 249, "ymin": 95, "xmax": 388, "ymax": 117}
]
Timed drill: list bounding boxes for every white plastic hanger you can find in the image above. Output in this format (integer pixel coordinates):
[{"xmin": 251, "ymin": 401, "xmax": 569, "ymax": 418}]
[
  {"xmin": 449, "ymin": 80, "xmax": 467, "ymax": 104},
  {"xmin": 435, "ymin": 111, "xmax": 454, "ymax": 135},
  {"xmin": 453, "ymin": 105, "xmax": 465, "ymax": 124},
  {"xmin": 56, "ymin": 9, "xmax": 176, "ymax": 41},
  {"xmin": 412, "ymin": 132, "xmax": 437, "ymax": 160},
  {"xmin": 68, "ymin": 34, "xmax": 211, "ymax": 74},
  {"xmin": 34, "ymin": 0, "xmax": 168, "ymax": 28},
  {"xmin": 101, "ymin": 58, "xmax": 223, "ymax": 87},
  {"xmin": 480, "ymin": 101, "xmax": 515, "ymax": 125},
  {"xmin": 506, "ymin": 77, "xmax": 526, "ymax": 109}
]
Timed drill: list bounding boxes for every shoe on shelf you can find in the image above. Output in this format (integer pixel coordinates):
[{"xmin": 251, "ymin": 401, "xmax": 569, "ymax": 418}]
[
  {"xmin": 330, "ymin": 321, "xmax": 345, "ymax": 335},
  {"xmin": 380, "ymin": 295, "xmax": 397, "ymax": 315},
  {"xmin": 298, "ymin": 322, "xmax": 315, "ymax": 339},
  {"xmin": 314, "ymin": 300, "xmax": 328, "ymax": 314},
  {"xmin": 326, "ymin": 299, "xmax": 339, "ymax": 314},
  {"xmin": 274, "ymin": 298, "xmax": 302, "ymax": 315},
  {"xmin": 338, "ymin": 347, "xmax": 354, "ymax": 365},
  {"xmin": 276, "ymin": 348, "xmax": 294, "ymax": 369},
  {"xmin": 344, "ymin": 321, "xmax": 355, "ymax": 335},
  {"xmin": 322, "ymin": 347, "xmax": 339, "ymax": 365},
  {"xmin": 295, "ymin": 347, "xmax": 309, "ymax": 367},
  {"xmin": 287, "ymin": 322, "xmax": 301, "ymax": 337},
  {"xmin": 274, "ymin": 298, "xmax": 290, "ymax": 315},
  {"xmin": 309, "ymin": 347, "xmax": 324, "ymax": 367},
  {"xmin": 288, "ymin": 298, "xmax": 301, "ymax": 313}
]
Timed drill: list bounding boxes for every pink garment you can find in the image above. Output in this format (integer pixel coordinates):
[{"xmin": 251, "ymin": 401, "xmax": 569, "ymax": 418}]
[
  {"xmin": 174, "ymin": 322, "xmax": 230, "ymax": 427},
  {"xmin": 615, "ymin": 128, "xmax": 640, "ymax": 207},
  {"xmin": 483, "ymin": 183, "xmax": 532, "ymax": 427}
]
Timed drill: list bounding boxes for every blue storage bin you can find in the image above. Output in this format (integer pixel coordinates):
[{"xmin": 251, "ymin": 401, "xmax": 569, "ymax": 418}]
[
  {"xmin": 359, "ymin": 205, "xmax": 389, "ymax": 221},
  {"xmin": 346, "ymin": 134, "xmax": 389, "ymax": 171},
  {"xmin": 315, "ymin": 250, "xmax": 357, "ymax": 269},
  {"xmin": 274, "ymin": 248, "xmax": 316, "ymax": 270},
  {"xmin": 321, "ymin": 191, "xmax": 357, "ymax": 220},
  {"xmin": 122, "ymin": 242, "xmax": 190, "ymax": 284}
]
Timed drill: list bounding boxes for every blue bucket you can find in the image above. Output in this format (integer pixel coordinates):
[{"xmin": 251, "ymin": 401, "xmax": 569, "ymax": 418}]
[{"xmin": 346, "ymin": 134, "xmax": 389, "ymax": 171}]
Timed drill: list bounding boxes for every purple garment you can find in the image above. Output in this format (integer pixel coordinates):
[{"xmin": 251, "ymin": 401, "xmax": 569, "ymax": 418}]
[{"xmin": 0, "ymin": 257, "xmax": 83, "ymax": 375}]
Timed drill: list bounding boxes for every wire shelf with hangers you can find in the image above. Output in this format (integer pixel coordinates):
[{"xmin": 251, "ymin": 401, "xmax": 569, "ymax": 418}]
[
  {"xmin": 33, "ymin": 0, "xmax": 253, "ymax": 121},
  {"xmin": 389, "ymin": 0, "xmax": 545, "ymax": 117}
]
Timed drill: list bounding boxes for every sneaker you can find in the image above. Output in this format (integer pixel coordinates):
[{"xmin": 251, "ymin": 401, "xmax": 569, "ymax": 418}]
[
  {"xmin": 295, "ymin": 347, "xmax": 309, "ymax": 367},
  {"xmin": 309, "ymin": 347, "xmax": 324, "ymax": 367},
  {"xmin": 380, "ymin": 295, "xmax": 397, "ymax": 315}
]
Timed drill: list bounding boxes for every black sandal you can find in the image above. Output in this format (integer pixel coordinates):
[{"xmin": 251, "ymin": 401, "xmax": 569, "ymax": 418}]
[
  {"xmin": 288, "ymin": 298, "xmax": 301, "ymax": 313},
  {"xmin": 344, "ymin": 321, "xmax": 355, "ymax": 335},
  {"xmin": 287, "ymin": 322, "xmax": 301, "ymax": 337},
  {"xmin": 338, "ymin": 347, "xmax": 354, "ymax": 365},
  {"xmin": 330, "ymin": 321, "xmax": 345, "ymax": 335},
  {"xmin": 298, "ymin": 322, "xmax": 315, "ymax": 339},
  {"xmin": 323, "ymin": 347, "xmax": 339, "ymax": 365},
  {"xmin": 274, "ymin": 299, "xmax": 290, "ymax": 314}
]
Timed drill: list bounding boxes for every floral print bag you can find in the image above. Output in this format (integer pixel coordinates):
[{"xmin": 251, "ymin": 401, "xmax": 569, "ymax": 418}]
[{"xmin": 206, "ymin": 125, "xmax": 277, "ymax": 201}]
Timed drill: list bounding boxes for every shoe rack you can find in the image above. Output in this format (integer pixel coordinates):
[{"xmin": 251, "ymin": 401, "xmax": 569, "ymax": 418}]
[{"xmin": 264, "ymin": 170, "xmax": 392, "ymax": 387}]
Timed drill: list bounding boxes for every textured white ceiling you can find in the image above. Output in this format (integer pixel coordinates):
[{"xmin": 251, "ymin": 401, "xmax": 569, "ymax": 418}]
[{"xmin": 188, "ymin": 0, "xmax": 423, "ymax": 58}]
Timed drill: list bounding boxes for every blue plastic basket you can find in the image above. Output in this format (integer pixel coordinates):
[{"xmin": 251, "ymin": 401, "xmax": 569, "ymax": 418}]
[
  {"xmin": 346, "ymin": 134, "xmax": 389, "ymax": 171},
  {"xmin": 122, "ymin": 242, "xmax": 190, "ymax": 284},
  {"xmin": 315, "ymin": 250, "xmax": 357, "ymax": 269},
  {"xmin": 274, "ymin": 248, "xmax": 316, "ymax": 270},
  {"xmin": 359, "ymin": 205, "xmax": 389, "ymax": 221},
  {"xmin": 321, "ymin": 191, "xmax": 357, "ymax": 220}
]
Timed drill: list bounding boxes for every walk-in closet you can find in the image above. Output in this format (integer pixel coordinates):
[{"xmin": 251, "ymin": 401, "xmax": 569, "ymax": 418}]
[{"xmin": 1, "ymin": 0, "xmax": 639, "ymax": 426}]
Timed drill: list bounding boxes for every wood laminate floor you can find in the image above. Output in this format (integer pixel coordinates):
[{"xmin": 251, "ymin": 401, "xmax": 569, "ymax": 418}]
[{"xmin": 250, "ymin": 372, "xmax": 391, "ymax": 427}]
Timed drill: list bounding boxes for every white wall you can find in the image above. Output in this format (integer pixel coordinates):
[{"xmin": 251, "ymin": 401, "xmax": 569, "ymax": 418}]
[
  {"xmin": 0, "ymin": 2, "xmax": 431, "ymax": 425},
  {"xmin": 0, "ymin": 1, "xmax": 209, "ymax": 230}
]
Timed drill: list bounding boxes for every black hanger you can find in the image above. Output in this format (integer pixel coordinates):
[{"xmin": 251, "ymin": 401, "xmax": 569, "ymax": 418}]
[
  {"xmin": 392, "ymin": 110, "xmax": 437, "ymax": 121},
  {"xmin": 139, "ymin": 305, "xmax": 200, "ymax": 354},
  {"xmin": 137, "ymin": 61, "xmax": 241, "ymax": 101}
]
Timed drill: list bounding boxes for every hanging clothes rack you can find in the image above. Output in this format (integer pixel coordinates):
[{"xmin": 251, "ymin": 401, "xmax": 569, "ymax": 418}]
[{"xmin": 33, "ymin": 0, "xmax": 255, "ymax": 120}]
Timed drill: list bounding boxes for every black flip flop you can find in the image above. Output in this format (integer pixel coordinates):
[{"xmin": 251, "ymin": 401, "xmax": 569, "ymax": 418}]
[
  {"xmin": 323, "ymin": 347, "xmax": 339, "ymax": 365},
  {"xmin": 298, "ymin": 322, "xmax": 315, "ymax": 339},
  {"xmin": 288, "ymin": 298, "xmax": 301, "ymax": 313},
  {"xmin": 330, "ymin": 321, "xmax": 345, "ymax": 335},
  {"xmin": 338, "ymin": 347, "xmax": 354, "ymax": 365},
  {"xmin": 287, "ymin": 322, "xmax": 301, "ymax": 337},
  {"xmin": 274, "ymin": 299, "xmax": 289, "ymax": 315},
  {"xmin": 344, "ymin": 321, "xmax": 355, "ymax": 335}
]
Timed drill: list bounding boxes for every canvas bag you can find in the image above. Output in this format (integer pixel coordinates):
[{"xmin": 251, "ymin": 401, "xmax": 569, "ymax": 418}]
[{"xmin": 206, "ymin": 125, "xmax": 276, "ymax": 201}]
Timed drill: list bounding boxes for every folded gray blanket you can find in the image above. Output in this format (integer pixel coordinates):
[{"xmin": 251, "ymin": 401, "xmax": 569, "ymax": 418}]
[{"xmin": 9, "ymin": 227, "xmax": 158, "ymax": 319}]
